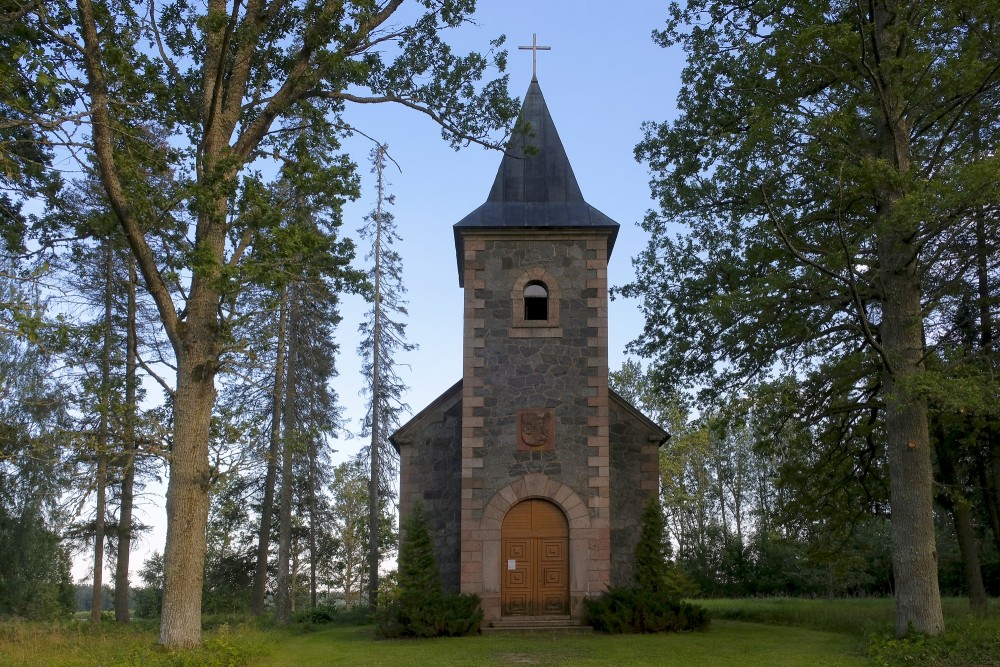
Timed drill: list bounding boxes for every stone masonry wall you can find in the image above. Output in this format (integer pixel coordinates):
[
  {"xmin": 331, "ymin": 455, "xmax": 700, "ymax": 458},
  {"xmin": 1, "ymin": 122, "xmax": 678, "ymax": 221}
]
[
  {"xmin": 398, "ymin": 394, "xmax": 463, "ymax": 593},
  {"xmin": 460, "ymin": 230, "xmax": 612, "ymax": 620},
  {"xmin": 608, "ymin": 402, "xmax": 662, "ymax": 588}
]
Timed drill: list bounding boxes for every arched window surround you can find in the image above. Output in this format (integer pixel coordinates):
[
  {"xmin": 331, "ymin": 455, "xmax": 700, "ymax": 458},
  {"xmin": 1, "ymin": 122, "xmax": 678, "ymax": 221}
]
[{"xmin": 511, "ymin": 268, "xmax": 561, "ymax": 332}]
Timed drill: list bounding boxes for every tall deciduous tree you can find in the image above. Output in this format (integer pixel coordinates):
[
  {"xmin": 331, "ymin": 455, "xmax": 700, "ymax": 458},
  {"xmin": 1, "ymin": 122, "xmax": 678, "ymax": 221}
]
[
  {"xmin": 327, "ymin": 455, "xmax": 396, "ymax": 605},
  {"xmin": 328, "ymin": 458, "xmax": 369, "ymax": 605},
  {"xmin": 22, "ymin": 1, "xmax": 516, "ymax": 647},
  {"xmin": 625, "ymin": 0, "xmax": 999, "ymax": 636},
  {"xmin": 0, "ymin": 262, "xmax": 75, "ymax": 619}
]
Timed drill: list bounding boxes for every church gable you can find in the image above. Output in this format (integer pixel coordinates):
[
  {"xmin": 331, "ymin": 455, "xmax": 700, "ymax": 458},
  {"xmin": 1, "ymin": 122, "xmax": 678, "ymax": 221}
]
[
  {"xmin": 392, "ymin": 380, "xmax": 463, "ymax": 593},
  {"xmin": 608, "ymin": 389, "xmax": 668, "ymax": 587}
]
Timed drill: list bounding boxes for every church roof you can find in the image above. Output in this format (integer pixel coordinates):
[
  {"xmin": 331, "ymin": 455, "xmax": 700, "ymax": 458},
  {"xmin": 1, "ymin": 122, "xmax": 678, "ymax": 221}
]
[
  {"xmin": 389, "ymin": 379, "xmax": 463, "ymax": 452},
  {"xmin": 454, "ymin": 78, "xmax": 620, "ymax": 281},
  {"xmin": 389, "ymin": 380, "xmax": 670, "ymax": 452}
]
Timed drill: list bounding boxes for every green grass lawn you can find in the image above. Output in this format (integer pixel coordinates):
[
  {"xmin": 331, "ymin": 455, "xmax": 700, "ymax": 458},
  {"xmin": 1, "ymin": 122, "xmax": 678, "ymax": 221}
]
[
  {"xmin": 255, "ymin": 621, "xmax": 865, "ymax": 667},
  {"xmin": 3, "ymin": 598, "xmax": 998, "ymax": 667}
]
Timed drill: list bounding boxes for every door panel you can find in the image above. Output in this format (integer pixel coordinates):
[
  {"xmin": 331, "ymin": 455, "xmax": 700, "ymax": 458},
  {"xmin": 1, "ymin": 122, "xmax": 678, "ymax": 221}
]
[{"xmin": 501, "ymin": 500, "xmax": 568, "ymax": 616}]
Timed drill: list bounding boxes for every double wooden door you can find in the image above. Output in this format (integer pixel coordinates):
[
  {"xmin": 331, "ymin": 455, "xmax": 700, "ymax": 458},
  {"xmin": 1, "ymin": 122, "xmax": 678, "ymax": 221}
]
[{"xmin": 501, "ymin": 499, "xmax": 569, "ymax": 616}]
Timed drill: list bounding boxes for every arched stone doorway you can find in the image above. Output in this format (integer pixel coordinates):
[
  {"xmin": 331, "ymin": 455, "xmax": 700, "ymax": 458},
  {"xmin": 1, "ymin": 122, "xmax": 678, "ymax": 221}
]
[{"xmin": 501, "ymin": 498, "xmax": 569, "ymax": 616}]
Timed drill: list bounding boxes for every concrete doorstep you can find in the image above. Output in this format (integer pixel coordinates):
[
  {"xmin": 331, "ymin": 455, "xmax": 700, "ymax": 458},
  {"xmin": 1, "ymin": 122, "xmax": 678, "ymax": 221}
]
[{"xmin": 481, "ymin": 615, "xmax": 594, "ymax": 634}]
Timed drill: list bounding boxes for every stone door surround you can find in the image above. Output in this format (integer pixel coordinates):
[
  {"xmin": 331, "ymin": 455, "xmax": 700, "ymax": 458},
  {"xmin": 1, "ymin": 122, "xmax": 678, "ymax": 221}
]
[{"xmin": 465, "ymin": 472, "xmax": 607, "ymax": 621}]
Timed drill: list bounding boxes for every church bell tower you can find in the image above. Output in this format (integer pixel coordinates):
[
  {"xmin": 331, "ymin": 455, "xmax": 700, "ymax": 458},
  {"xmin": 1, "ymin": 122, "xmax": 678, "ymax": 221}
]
[
  {"xmin": 392, "ymin": 66, "xmax": 665, "ymax": 627},
  {"xmin": 452, "ymin": 75, "xmax": 620, "ymax": 620}
]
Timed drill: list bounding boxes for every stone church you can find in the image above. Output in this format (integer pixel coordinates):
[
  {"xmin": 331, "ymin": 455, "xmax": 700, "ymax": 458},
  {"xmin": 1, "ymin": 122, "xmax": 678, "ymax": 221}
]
[{"xmin": 390, "ymin": 76, "xmax": 667, "ymax": 623}]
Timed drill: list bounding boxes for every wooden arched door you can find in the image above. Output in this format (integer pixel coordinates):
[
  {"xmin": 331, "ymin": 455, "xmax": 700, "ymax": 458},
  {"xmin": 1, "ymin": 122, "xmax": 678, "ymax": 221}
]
[{"xmin": 501, "ymin": 499, "xmax": 569, "ymax": 616}]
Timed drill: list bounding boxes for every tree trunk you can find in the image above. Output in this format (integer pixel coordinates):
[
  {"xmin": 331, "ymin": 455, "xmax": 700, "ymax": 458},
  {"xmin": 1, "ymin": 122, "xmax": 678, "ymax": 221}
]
[
  {"xmin": 309, "ymin": 436, "xmax": 318, "ymax": 609},
  {"xmin": 91, "ymin": 456, "xmax": 107, "ymax": 623},
  {"xmin": 935, "ymin": 428, "xmax": 988, "ymax": 616},
  {"xmin": 871, "ymin": 0, "xmax": 944, "ymax": 637},
  {"xmin": 275, "ymin": 283, "xmax": 299, "ymax": 622},
  {"xmin": 114, "ymin": 256, "xmax": 138, "ymax": 622},
  {"xmin": 252, "ymin": 288, "xmax": 288, "ymax": 615},
  {"xmin": 159, "ymin": 281, "xmax": 221, "ymax": 647},
  {"xmin": 953, "ymin": 504, "xmax": 989, "ymax": 616},
  {"xmin": 290, "ymin": 544, "xmax": 298, "ymax": 613},
  {"xmin": 91, "ymin": 234, "xmax": 114, "ymax": 624},
  {"xmin": 880, "ymin": 304, "xmax": 942, "ymax": 636}
]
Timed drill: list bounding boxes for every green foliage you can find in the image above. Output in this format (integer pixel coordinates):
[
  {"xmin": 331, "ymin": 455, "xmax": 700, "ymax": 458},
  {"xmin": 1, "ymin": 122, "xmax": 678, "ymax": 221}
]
[
  {"xmin": 867, "ymin": 620, "xmax": 1000, "ymax": 667},
  {"xmin": 609, "ymin": 359, "xmax": 687, "ymax": 434},
  {"xmin": 584, "ymin": 588, "xmax": 709, "ymax": 634},
  {"xmin": 0, "ymin": 276, "xmax": 74, "ymax": 620},
  {"xmin": 132, "ymin": 552, "xmax": 163, "ymax": 619},
  {"xmin": 0, "ymin": 505, "xmax": 74, "ymax": 620},
  {"xmin": 202, "ymin": 476, "xmax": 256, "ymax": 615},
  {"xmin": 396, "ymin": 503, "xmax": 440, "ymax": 605},
  {"xmin": 634, "ymin": 498, "xmax": 670, "ymax": 592},
  {"xmin": 631, "ymin": 495, "xmax": 699, "ymax": 598},
  {"xmin": 327, "ymin": 456, "xmax": 396, "ymax": 605},
  {"xmin": 131, "ymin": 587, "xmax": 162, "ymax": 621},
  {"xmin": 585, "ymin": 502, "xmax": 709, "ymax": 634},
  {"xmin": 376, "ymin": 503, "xmax": 482, "ymax": 638},
  {"xmin": 377, "ymin": 593, "xmax": 484, "ymax": 638},
  {"xmin": 659, "ymin": 565, "xmax": 701, "ymax": 600},
  {"xmin": 289, "ymin": 604, "xmax": 370, "ymax": 627}
]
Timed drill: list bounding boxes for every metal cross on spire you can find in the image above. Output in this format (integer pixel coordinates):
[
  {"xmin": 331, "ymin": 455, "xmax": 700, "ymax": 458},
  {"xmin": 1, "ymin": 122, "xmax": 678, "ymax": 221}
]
[{"xmin": 518, "ymin": 33, "xmax": 551, "ymax": 80}]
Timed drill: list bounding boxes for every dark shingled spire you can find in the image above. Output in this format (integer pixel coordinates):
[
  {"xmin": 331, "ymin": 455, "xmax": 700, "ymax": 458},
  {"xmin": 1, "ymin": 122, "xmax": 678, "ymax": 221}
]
[
  {"xmin": 454, "ymin": 79, "xmax": 619, "ymax": 282},
  {"xmin": 486, "ymin": 78, "xmax": 585, "ymax": 203}
]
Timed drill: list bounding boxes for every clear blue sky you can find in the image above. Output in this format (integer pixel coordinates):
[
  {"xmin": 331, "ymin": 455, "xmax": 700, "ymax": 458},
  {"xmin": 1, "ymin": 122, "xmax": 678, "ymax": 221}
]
[
  {"xmin": 82, "ymin": 1, "xmax": 686, "ymax": 582},
  {"xmin": 334, "ymin": 0, "xmax": 684, "ymax": 451}
]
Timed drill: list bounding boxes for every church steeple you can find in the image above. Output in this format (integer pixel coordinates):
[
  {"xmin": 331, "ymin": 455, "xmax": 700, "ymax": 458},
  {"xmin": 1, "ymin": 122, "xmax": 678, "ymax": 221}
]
[
  {"xmin": 392, "ymin": 71, "xmax": 666, "ymax": 625},
  {"xmin": 454, "ymin": 78, "xmax": 619, "ymax": 284},
  {"xmin": 487, "ymin": 79, "xmax": 584, "ymax": 204}
]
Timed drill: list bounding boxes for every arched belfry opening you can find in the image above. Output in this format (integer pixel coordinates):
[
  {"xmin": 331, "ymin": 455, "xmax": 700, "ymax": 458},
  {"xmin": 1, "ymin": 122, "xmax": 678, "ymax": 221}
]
[
  {"xmin": 523, "ymin": 282, "xmax": 549, "ymax": 321},
  {"xmin": 501, "ymin": 499, "xmax": 568, "ymax": 616}
]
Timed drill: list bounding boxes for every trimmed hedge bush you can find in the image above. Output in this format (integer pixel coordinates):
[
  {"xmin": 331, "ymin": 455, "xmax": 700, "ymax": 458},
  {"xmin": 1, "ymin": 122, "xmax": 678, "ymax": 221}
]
[
  {"xmin": 584, "ymin": 587, "xmax": 710, "ymax": 634},
  {"xmin": 377, "ymin": 592, "xmax": 484, "ymax": 638}
]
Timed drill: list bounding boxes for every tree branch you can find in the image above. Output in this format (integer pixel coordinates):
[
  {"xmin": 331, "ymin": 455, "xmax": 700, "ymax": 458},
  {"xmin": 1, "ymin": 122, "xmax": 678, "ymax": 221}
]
[{"xmin": 75, "ymin": 0, "xmax": 182, "ymax": 354}]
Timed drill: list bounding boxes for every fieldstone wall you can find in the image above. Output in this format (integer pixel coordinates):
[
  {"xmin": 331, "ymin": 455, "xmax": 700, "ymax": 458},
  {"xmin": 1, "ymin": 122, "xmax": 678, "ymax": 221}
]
[
  {"xmin": 608, "ymin": 398, "xmax": 662, "ymax": 587},
  {"xmin": 397, "ymin": 388, "xmax": 463, "ymax": 593},
  {"xmin": 459, "ymin": 230, "xmax": 612, "ymax": 620}
]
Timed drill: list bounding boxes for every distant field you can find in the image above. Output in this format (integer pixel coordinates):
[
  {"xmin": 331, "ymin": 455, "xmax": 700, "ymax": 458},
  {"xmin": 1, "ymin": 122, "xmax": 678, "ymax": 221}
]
[{"xmin": 698, "ymin": 596, "xmax": 1000, "ymax": 633}]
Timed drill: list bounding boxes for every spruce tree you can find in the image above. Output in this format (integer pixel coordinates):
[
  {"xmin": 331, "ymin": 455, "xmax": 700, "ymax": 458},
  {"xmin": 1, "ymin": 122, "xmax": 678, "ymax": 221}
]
[
  {"xmin": 397, "ymin": 503, "xmax": 441, "ymax": 608},
  {"xmin": 634, "ymin": 498, "xmax": 669, "ymax": 593},
  {"xmin": 359, "ymin": 144, "xmax": 415, "ymax": 606}
]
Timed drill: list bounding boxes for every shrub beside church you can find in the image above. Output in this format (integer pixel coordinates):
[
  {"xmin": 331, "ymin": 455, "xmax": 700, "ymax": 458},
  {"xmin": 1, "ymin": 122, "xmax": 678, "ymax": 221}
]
[
  {"xmin": 585, "ymin": 499, "xmax": 709, "ymax": 633},
  {"xmin": 377, "ymin": 503, "xmax": 483, "ymax": 638}
]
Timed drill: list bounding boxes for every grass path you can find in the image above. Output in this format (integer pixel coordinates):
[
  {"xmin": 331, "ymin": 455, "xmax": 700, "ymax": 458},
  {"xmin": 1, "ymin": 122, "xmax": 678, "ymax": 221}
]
[{"xmin": 255, "ymin": 621, "xmax": 866, "ymax": 667}]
